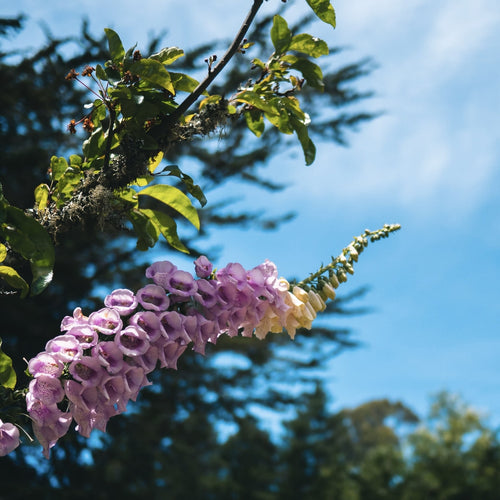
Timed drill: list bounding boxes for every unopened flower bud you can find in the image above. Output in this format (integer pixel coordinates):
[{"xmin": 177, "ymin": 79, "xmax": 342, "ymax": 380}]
[
  {"xmin": 308, "ymin": 290, "xmax": 326, "ymax": 312},
  {"xmin": 321, "ymin": 282, "xmax": 336, "ymax": 301},
  {"xmin": 277, "ymin": 277, "xmax": 290, "ymax": 292},
  {"xmin": 329, "ymin": 272, "xmax": 340, "ymax": 288},
  {"xmin": 337, "ymin": 269, "xmax": 347, "ymax": 283},
  {"xmin": 303, "ymin": 301, "xmax": 317, "ymax": 321},
  {"xmin": 348, "ymin": 245, "xmax": 359, "ymax": 262},
  {"xmin": 345, "ymin": 263, "xmax": 355, "ymax": 275},
  {"xmin": 292, "ymin": 286, "xmax": 309, "ymax": 303}
]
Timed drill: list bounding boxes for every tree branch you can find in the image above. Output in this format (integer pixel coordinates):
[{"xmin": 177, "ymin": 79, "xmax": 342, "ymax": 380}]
[{"xmin": 159, "ymin": 0, "xmax": 264, "ymax": 129}]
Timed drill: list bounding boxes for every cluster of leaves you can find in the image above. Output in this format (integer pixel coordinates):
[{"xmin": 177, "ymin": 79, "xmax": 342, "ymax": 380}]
[
  {"xmin": 0, "ymin": 184, "xmax": 54, "ymax": 298},
  {"xmin": 235, "ymin": 14, "xmax": 330, "ymax": 165},
  {"xmin": 35, "ymin": 30, "xmax": 206, "ymax": 255},
  {"xmin": 1, "ymin": 0, "xmax": 340, "ymax": 300}
]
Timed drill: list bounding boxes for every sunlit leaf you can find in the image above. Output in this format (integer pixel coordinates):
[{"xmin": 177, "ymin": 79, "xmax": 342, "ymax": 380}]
[
  {"xmin": 55, "ymin": 168, "xmax": 83, "ymax": 205},
  {"xmin": 138, "ymin": 184, "xmax": 200, "ymax": 230},
  {"xmin": 129, "ymin": 59, "xmax": 175, "ymax": 94},
  {"xmin": 117, "ymin": 187, "xmax": 138, "ymax": 206},
  {"xmin": 0, "ymin": 340, "xmax": 16, "ymax": 389},
  {"xmin": 290, "ymin": 117, "xmax": 316, "ymax": 165},
  {"xmin": 0, "ymin": 243, "xmax": 6, "ymax": 262},
  {"xmin": 283, "ymin": 97, "xmax": 311, "ymax": 131},
  {"xmin": 91, "ymin": 100, "xmax": 107, "ymax": 126},
  {"xmin": 169, "ymin": 71, "xmax": 200, "ymax": 93},
  {"xmin": 282, "ymin": 55, "xmax": 324, "ymax": 90},
  {"xmin": 251, "ymin": 58, "xmax": 266, "ymax": 70},
  {"xmin": 305, "ymin": 0, "xmax": 336, "ymax": 28},
  {"xmin": 0, "ymin": 266, "xmax": 29, "ymax": 298},
  {"xmin": 95, "ymin": 63, "xmax": 108, "ymax": 81},
  {"xmin": 148, "ymin": 152, "xmax": 164, "ymax": 174},
  {"xmin": 1, "ymin": 206, "xmax": 54, "ymax": 295},
  {"xmin": 264, "ymin": 98, "xmax": 294, "ymax": 134},
  {"xmin": 271, "ymin": 15, "xmax": 292, "ymax": 54},
  {"xmin": 82, "ymin": 126, "xmax": 104, "ymax": 160},
  {"xmin": 128, "ymin": 209, "xmax": 159, "ymax": 251},
  {"xmin": 288, "ymin": 33, "xmax": 329, "ymax": 58},
  {"xmin": 199, "ymin": 95, "xmax": 221, "ymax": 110},
  {"xmin": 133, "ymin": 175, "xmax": 155, "ymax": 187},
  {"xmin": 150, "ymin": 47, "xmax": 184, "ymax": 65},
  {"xmin": 104, "ymin": 28, "xmax": 125, "ymax": 62},
  {"xmin": 34, "ymin": 184, "xmax": 50, "ymax": 212},
  {"xmin": 156, "ymin": 165, "xmax": 207, "ymax": 207},
  {"xmin": 235, "ymin": 91, "xmax": 279, "ymax": 116},
  {"xmin": 69, "ymin": 154, "xmax": 83, "ymax": 167},
  {"xmin": 50, "ymin": 156, "xmax": 68, "ymax": 182},
  {"xmin": 245, "ymin": 109, "xmax": 265, "ymax": 137},
  {"xmin": 140, "ymin": 208, "xmax": 189, "ymax": 254}
]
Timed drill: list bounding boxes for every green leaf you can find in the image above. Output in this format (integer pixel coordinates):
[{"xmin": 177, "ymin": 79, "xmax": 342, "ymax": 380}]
[
  {"xmin": 0, "ymin": 340, "xmax": 16, "ymax": 389},
  {"xmin": 82, "ymin": 126, "xmax": 104, "ymax": 160},
  {"xmin": 102, "ymin": 63, "xmax": 122, "ymax": 85},
  {"xmin": 169, "ymin": 71, "xmax": 200, "ymax": 93},
  {"xmin": 291, "ymin": 118, "xmax": 316, "ymax": 165},
  {"xmin": 34, "ymin": 184, "xmax": 50, "ymax": 212},
  {"xmin": 134, "ymin": 175, "xmax": 154, "ymax": 187},
  {"xmin": 305, "ymin": 0, "xmax": 336, "ymax": 28},
  {"xmin": 156, "ymin": 165, "xmax": 207, "ymax": 207},
  {"xmin": 54, "ymin": 168, "xmax": 82, "ymax": 205},
  {"xmin": 129, "ymin": 59, "xmax": 175, "ymax": 94},
  {"xmin": 124, "ymin": 43, "xmax": 138, "ymax": 65},
  {"xmin": 199, "ymin": 95, "xmax": 221, "ymax": 110},
  {"xmin": 70, "ymin": 155, "xmax": 83, "ymax": 167},
  {"xmin": 271, "ymin": 15, "xmax": 292, "ymax": 54},
  {"xmin": 95, "ymin": 63, "xmax": 108, "ymax": 81},
  {"xmin": 91, "ymin": 100, "xmax": 107, "ymax": 127},
  {"xmin": 282, "ymin": 55, "xmax": 324, "ymax": 90},
  {"xmin": 127, "ymin": 209, "xmax": 159, "ymax": 251},
  {"xmin": 138, "ymin": 184, "xmax": 200, "ymax": 230},
  {"xmin": 104, "ymin": 28, "xmax": 125, "ymax": 62},
  {"xmin": 140, "ymin": 208, "xmax": 189, "ymax": 254},
  {"xmin": 235, "ymin": 90, "xmax": 279, "ymax": 116},
  {"xmin": 0, "ymin": 265, "xmax": 29, "ymax": 298},
  {"xmin": 50, "ymin": 156, "xmax": 68, "ymax": 182},
  {"xmin": 148, "ymin": 152, "xmax": 164, "ymax": 173},
  {"xmin": 110, "ymin": 86, "xmax": 152, "ymax": 119},
  {"xmin": 0, "ymin": 243, "xmax": 6, "ymax": 262},
  {"xmin": 251, "ymin": 58, "xmax": 266, "ymax": 70},
  {"xmin": 288, "ymin": 33, "xmax": 329, "ymax": 58},
  {"xmin": 1, "ymin": 206, "xmax": 54, "ymax": 295},
  {"xmin": 264, "ymin": 98, "xmax": 294, "ymax": 134},
  {"xmin": 150, "ymin": 47, "xmax": 184, "ymax": 65},
  {"xmin": 283, "ymin": 96, "xmax": 310, "ymax": 126},
  {"xmin": 244, "ymin": 109, "xmax": 265, "ymax": 137},
  {"xmin": 116, "ymin": 187, "xmax": 138, "ymax": 206}
]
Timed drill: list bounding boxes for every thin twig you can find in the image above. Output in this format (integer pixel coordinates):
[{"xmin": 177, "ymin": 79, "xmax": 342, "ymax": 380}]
[{"xmin": 159, "ymin": 0, "xmax": 264, "ymax": 129}]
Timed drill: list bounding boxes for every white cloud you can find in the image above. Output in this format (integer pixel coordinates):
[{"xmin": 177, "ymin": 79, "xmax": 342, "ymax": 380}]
[{"xmin": 273, "ymin": 0, "xmax": 500, "ymax": 222}]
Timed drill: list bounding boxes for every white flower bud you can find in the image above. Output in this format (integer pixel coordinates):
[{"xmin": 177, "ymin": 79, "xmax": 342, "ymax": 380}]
[
  {"xmin": 348, "ymin": 245, "xmax": 358, "ymax": 262},
  {"xmin": 329, "ymin": 272, "xmax": 340, "ymax": 288},
  {"xmin": 322, "ymin": 282, "xmax": 336, "ymax": 301},
  {"xmin": 292, "ymin": 286, "xmax": 309, "ymax": 303},
  {"xmin": 308, "ymin": 290, "xmax": 326, "ymax": 312}
]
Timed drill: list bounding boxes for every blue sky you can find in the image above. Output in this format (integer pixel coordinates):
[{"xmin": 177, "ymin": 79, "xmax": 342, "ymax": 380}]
[{"xmin": 4, "ymin": 1, "xmax": 500, "ymax": 424}]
